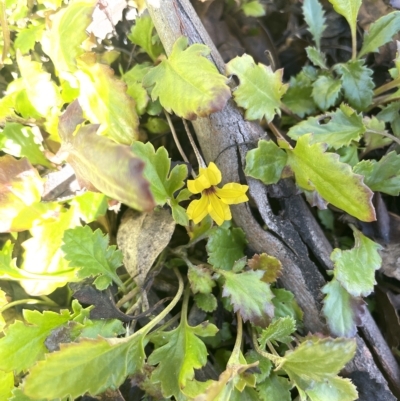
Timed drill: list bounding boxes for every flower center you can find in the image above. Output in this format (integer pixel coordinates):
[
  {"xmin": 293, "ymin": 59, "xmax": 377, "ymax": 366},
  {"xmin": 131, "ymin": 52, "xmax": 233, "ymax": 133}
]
[{"xmin": 203, "ymin": 186, "xmax": 217, "ymax": 196}]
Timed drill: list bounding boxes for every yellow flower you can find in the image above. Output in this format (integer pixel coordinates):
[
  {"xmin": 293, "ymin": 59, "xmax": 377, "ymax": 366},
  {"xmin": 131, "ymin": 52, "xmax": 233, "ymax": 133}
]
[{"xmin": 186, "ymin": 162, "xmax": 249, "ymax": 226}]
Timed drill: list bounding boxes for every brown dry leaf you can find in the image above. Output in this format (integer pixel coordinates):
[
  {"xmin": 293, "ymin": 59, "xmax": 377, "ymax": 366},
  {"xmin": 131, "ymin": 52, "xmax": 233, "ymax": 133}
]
[
  {"xmin": 116, "ymin": 208, "xmax": 175, "ymax": 288},
  {"xmin": 248, "ymin": 253, "xmax": 282, "ymax": 283}
]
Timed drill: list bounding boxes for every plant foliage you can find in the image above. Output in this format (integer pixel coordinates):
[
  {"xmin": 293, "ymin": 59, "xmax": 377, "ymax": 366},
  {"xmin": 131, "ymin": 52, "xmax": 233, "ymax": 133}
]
[{"xmin": 1, "ymin": 0, "xmax": 399, "ymax": 399}]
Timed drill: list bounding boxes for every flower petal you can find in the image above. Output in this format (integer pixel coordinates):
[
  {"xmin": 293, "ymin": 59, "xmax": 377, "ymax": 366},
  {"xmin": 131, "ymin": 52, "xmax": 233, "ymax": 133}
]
[
  {"xmin": 187, "ymin": 174, "xmax": 210, "ymax": 194},
  {"xmin": 187, "ymin": 194, "xmax": 209, "ymax": 224},
  {"xmin": 208, "ymin": 192, "xmax": 231, "ymax": 225},
  {"xmin": 202, "ymin": 162, "xmax": 222, "ymax": 186},
  {"xmin": 215, "ymin": 183, "xmax": 249, "ymax": 205}
]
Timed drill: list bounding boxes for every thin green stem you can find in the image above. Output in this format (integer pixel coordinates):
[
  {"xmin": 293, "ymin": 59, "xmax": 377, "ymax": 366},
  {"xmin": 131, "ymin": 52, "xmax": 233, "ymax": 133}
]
[
  {"xmin": 228, "ymin": 312, "xmax": 243, "ymax": 364},
  {"xmin": 365, "ymin": 129, "xmax": 400, "ymax": 147},
  {"xmin": 351, "ymin": 27, "xmax": 357, "ymax": 61},
  {"xmin": 252, "ymin": 329, "xmax": 283, "ymax": 366},
  {"xmin": 132, "ymin": 267, "xmax": 184, "ymax": 338},
  {"xmin": 374, "ymin": 77, "xmax": 400, "ymax": 96},
  {"xmin": 0, "ymin": 299, "xmax": 48, "ymax": 313}
]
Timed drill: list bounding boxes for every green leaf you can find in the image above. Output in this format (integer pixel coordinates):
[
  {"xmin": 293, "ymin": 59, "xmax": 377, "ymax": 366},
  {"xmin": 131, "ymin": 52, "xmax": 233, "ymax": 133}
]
[
  {"xmin": 76, "ymin": 53, "xmax": 140, "ymax": 144},
  {"xmin": 20, "ymin": 207, "xmax": 79, "ymax": 295},
  {"xmin": 285, "ymin": 134, "xmax": 375, "ymax": 221},
  {"xmin": 226, "ymin": 54, "xmax": 287, "ymax": 122},
  {"xmin": 306, "ymin": 376, "xmax": 358, "ymax": 401},
  {"xmin": 0, "ymin": 309, "xmax": 71, "ymax": 373},
  {"xmin": 334, "ymin": 60, "xmax": 374, "ymax": 110},
  {"xmin": 312, "ymin": 75, "xmax": 342, "ymax": 111},
  {"xmin": 256, "ymin": 373, "xmax": 292, "ymax": 401},
  {"xmin": 272, "ymin": 288, "xmax": 303, "ymax": 323},
  {"xmin": 59, "ymin": 101, "xmax": 155, "ymax": 212},
  {"xmin": 0, "ymin": 122, "xmax": 51, "ymax": 167},
  {"xmin": 142, "ymin": 116, "xmax": 170, "ymax": 134},
  {"xmin": 17, "ymin": 53, "xmax": 61, "ymax": 118},
  {"xmin": 142, "ymin": 36, "xmax": 231, "ymax": 120},
  {"xmin": 280, "ymin": 336, "xmax": 356, "ymax": 380},
  {"xmin": 359, "ymin": 11, "xmax": 400, "ymax": 58},
  {"xmin": 259, "ymin": 316, "xmax": 296, "ymax": 347},
  {"xmin": 245, "ymin": 140, "xmax": 288, "ymax": 184},
  {"xmin": 188, "ymin": 264, "xmax": 216, "ymax": 294},
  {"xmin": 68, "ymin": 191, "xmax": 108, "ymax": 223},
  {"xmin": 331, "ymin": 228, "xmax": 382, "ymax": 297},
  {"xmin": 363, "ymin": 116, "xmax": 392, "ymax": 152},
  {"xmin": 0, "ymin": 371, "xmax": 13, "ymax": 400},
  {"xmin": 0, "ymin": 240, "xmax": 56, "ymax": 282},
  {"xmin": 303, "ymin": 0, "xmax": 327, "ymax": 49},
  {"xmin": 241, "ymin": 0, "xmax": 265, "ymax": 17},
  {"xmin": 62, "ymin": 226, "xmax": 123, "ymax": 290},
  {"xmin": 148, "ymin": 319, "xmax": 218, "ymax": 398},
  {"xmin": 220, "ymin": 269, "xmax": 274, "ymax": 327},
  {"xmin": 131, "ymin": 141, "xmax": 188, "ymax": 206},
  {"xmin": 322, "ymin": 278, "xmax": 365, "ymax": 337},
  {"xmin": 194, "ymin": 292, "xmax": 218, "ymax": 312},
  {"xmin": 353, "ymin": 151, "xmax": 400, "ymax": 196},
  {"xmin": 23, "ymin": 334, "xmax": 145, "ymax": 400},
  {"xmin": 123, "ymin": 63, "xmax": 151, "ymax": 115},
  {"xmin": 245, "ymin": 350, "xmax": 273, "ymax": 384},
  {"xmin": 128, "ymin": 14, "xmax": 163, "ymax": 61},
  {"xmin": 0, "ymin": 155, "xmax": 60, "ymax": 233},
  {"xmin": 328, "ymin": 0, "xmax": 361, "ymax": 47},
  {"xmin": 287, "ymin": 104, "xmax": 365, "ymax": 149},
  {"xmin": 40, "ymin": 0, "xmax": 95, "ymax": 75},
  {"xmin": 282, "ymin": 67, "xmax": 318, "ymax": 117},
  {"xmin": 14, "ymin": 23, "xmax": 44, "ymax": 54},
  {"xmin": 207, "ymin": 225, "xmax": 247, "ymax": 270},
  {"xmin": 306, "ymin": 46, "xmax": 327, "ymax": 69}
]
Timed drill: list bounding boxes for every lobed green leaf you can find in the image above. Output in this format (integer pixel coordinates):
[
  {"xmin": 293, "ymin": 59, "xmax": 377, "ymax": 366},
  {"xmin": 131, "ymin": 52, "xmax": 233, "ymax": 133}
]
[
  {"xmin": 23, "ymin": 335, "xmax": 145, "ymax": 400},
  {"xmin": 353, "ymin": 151, "xmax": 400, "ymax": 196},
  {"xmin": 312, "ymin": 75, "xmax": 342, "ymax": 111},
  {"xmin": 331, "ymin": 228, "xmax": 382, "ymax": 297},
  {"xmin": 0, "ymin": 309, "xmax": 71, "ymax": 373},
  {"xmin": 131, "ymin": 141, "xmax": 188, "ymax": 206},
  {"xmin": 281, "ymin": 336, "xmax": 357, "ymax": 380},
  {"xmin": 303, "ymin": 0, "xmax": 327, "ymax": 49},
  {"xmin": 148, "ymin": 320, "xmax": 218, "ymax": 398},
  {"xmin": 322, "ymin": 278, "xmax": 365, "ymax": 337},
  {"xmin": 128, "ymin": 15, "xmax": 163, "ymax": 61},
  {"xmin": 220, "ymin": 270, "xmax": 274, "ymax": 327},
  {"xmin": 334, "ymin": 60, "xmax": 374, "ymax": 111},
  {"xmin": 285, "ymin": 134, "xmax": 375, "ymax": 221},
  {"xmin": 245, "ymin": 140, "xmax": 288, "ymax": 184},
  {"xmin": 207, "ymin": 225, "xmax": 247, "ymax": 270},
  {"xmin": 142, "ymin": 36, "xmax": 231, "ymax": 120},
  {"xmin": 359, "ymin": 11, "xmax": 400, "ymax": 58},
  {"xmin": 258, "ymin": 316, "xmax": 296, "ymax": 347},
  {"xmin": 288, "ymin": 104, "xmax": 365, "ymax": 149},
  {"xmin": 62, "ymin": 226, "xmax": 123, "ymax": 290},
  {"xmin": 226, "ymin": 54, "xmax": 287, "ymax": 122}
]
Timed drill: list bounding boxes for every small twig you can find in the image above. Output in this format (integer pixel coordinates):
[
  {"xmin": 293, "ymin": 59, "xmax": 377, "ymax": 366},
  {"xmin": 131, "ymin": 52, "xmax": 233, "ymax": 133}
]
[
  {"xmin": 164, "ymin": 110, "xmax": 194, "ymax": 176},
  {"xmin": 182, "ymin": 119, "xmax": 206, "ymax": 169}
]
